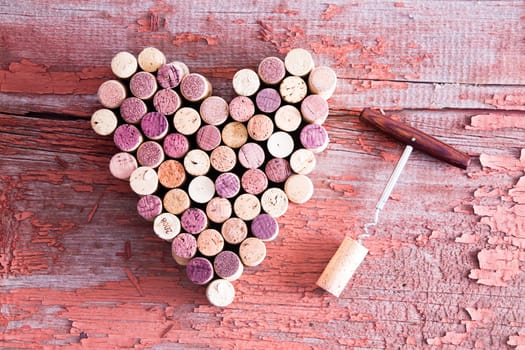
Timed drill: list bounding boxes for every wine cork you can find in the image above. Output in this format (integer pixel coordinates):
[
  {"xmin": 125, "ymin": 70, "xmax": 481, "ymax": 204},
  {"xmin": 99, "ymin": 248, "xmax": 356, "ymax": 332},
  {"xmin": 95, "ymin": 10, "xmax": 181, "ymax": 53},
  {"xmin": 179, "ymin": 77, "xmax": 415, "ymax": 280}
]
[
  {"xmin": 130, "ymin": 71, "xmax": 158, "ymax": 100},
  {"xmin": 129, "ymin": 166, "xmax": 159, "ymax": 196},
  {"xmin": 180, "ymin": 73, "xmax": 212, "ymax": 102},
  {"xmin": 163, "ymin": 133, "xmax": 189, "ymax": 159},
  {"xmin": 290, "ymin": 148, "xmax": 316, "ymax": 175},
  {"xmin": 308, "ymin": 66, "xmax": 337, "ymax": 100},
  {"xmin": 239, "ymin": 237, "xmax": 266, "ymax": 267},
  {"xmin": 184, "ymin": 149, "xmax": 210, "ymax": 176},
  {"xmin": 206, "ymin": 197, "xmax": 232, "ymax": 224},
  {"xmin": 267, "ymin": 131, "xmax": 295, "ymax": 158},
  {"xmin": 221, "ymin": 122, "xmax": 248, "ymax": 149},
  {"xmin": 196, "ymin": 125, "xmax": 222, "ymax": 151},
  {"xmin": 197, "ymin": 228, "xmax": 224, "ymax": 257},
  {"xmin": 210, "ymin": 145, "xmax": 237, "ymax": 172},
  {"xmin": 206, "ymin": 279, "xmax": 236, "ymax": 307},
  {"xmin": 136, "ymin": 194, "xmax": 163, "ymax": 221},
  {"xmin": 257, "ymin": 56, "xmax": 286, "ymax": 85},
  {"xmin": 200, "ymin": 96, "xmax": 229, "ymax": 126},
  {"xmin": 153, "ymin": 89, "xmax": 181, "ymax": 116},
  {"xmin": 255, "ymin": 88, "xmax": 281, "ymax": 114},
  {"xmin": 153, "ymin": 212, "xmax": 181, "ymax": 241},
  {"xmin": 284, "ymin": 48, "xmax": 314, "ymax": 76},
  {"xmin": 171, "ymin": 233, "xmax": 197, "ymax": 264},
  {"xmin": 120, "ymin": 97, "xmax": 148, "ymax": 124},
  {"xmin": 157, "ymin": 160, "xmax": 186, "ymax": 189},
  {"xmin": 232, "ymin": 68, "xmax": 260, "ymax": 96},
  {"xmin": 97, "ymin": 80, "xmax": 127, "ymax": 109},
  {"xmin": 221, "ymin": 217, "xmax": 248, "ymax": 245},
  {"xmin": 186, "ymin": 257, "xmax": 214, "ymax": 285},
  {"xmin": 247, "ymin": 114, "xmax": 274, "ymax": 141},
  {"xmin": 301, "ymin": 94, "xmax": 329, "ymax": 124},
  {"xmin": 91, "ymin": 109, "xmax": 118, "ymax": 136},
  {"xmin": 215, "ymin": 172, "xmax": 241, "ymax": 199},
  {"xmin": 229, "ymin": 96, "xmax": 255, "ymax": 122},
  {"xmin": 173, "ymin": 107, "xmax": 201, "ymax": 135},
  {"xmin": 265, "ymin": 158, "xmax": 292, "ymax": 183},
  {"xmin": 284, "ymin": 174, "xmax": 314, "ymax": 204},
  {"xmin": 241, "ymin": 168, "xmax": 268, "ymax": 195},
  {"xmin": 260, "ymin": 187, "xmax": 288, "ymax": 218},
  {"xmin": 136, "ymin": 141, "xmax": 164, "ymax": 168},
  {"xmin": 238, "ymin": 142, "xmax": 265, "ymax": 169},
  {"xmin": 141, "ymin": 112, "xmax": 169, "ymax": 140},
  {"xmin": 233, "ymin": 193, "xmax": 261, "ymax": 221},
  {"xmin": 279, "ymin": 76, "xmax": 307, "ymax": 104},
  {"xmin": 300, "ymin": 124, "xmax": 329, "ymax": 153},
  {"xmin": 214, "ymin": 251, "xmax": 243, "ymax": 281},
  {"xmin": 157, "ymin": 61, "xmax": 189, "ymax": 89},
  {"xmin": 188, "ymin": 176, "xmax": 215, "ymax": 204},
  {"xmin": 111, "ymin": 51, "xmax": 138, "ymax": 79},
  {"xmin": 275, "ymin": 105, "xmax": 302, "ymax": 132},
  {"xmin": 163, "ymin": 188, "xmax": 190, "ymax": 215},
  {"xmin": 181, "ymin": 207, "xmax": 208, "ymax": 234},
  {"xmin": 251, "ymin": 213, "xmax": 279, "ymax": 241},
  {"xmin": 316, "ymin": 237, "xmax": 368, "ymax": 297},
  {"xmin": 109, "ymin": 152, "xmax": 138, "ymax": 180},
  {"xmin": 113, "ymin": 124, "xmax": 143, "ymax": 152},
  {"xmin": 137, "ymin": 47, "xmax": 166, "ymax": 72}
]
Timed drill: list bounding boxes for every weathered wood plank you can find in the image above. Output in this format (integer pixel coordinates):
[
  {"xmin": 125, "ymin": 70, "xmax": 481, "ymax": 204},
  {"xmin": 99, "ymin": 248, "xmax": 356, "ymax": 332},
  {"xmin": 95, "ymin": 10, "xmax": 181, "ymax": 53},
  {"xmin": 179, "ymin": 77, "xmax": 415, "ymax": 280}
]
[
  {"xmin": 1, "ymin": 111, "xmax": 524, "ymax": 349},
  {"xmin": 1, "ymin": 0, "xmax": 524, "ymax": 348},
  {"xmin": 0, "ymin": 0, "xmax": 524, "ymax": 116}
]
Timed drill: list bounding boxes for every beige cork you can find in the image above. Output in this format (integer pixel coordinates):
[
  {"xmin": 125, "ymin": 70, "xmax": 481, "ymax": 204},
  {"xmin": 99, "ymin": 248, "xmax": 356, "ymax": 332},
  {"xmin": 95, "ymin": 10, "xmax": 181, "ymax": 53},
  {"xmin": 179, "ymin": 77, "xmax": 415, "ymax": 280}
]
[
  {"xmin": 260, "ymin": 188, "xmax": 288, "ymax": 218},
  {"xmin": 188, "ymin": 176, "xmax": 215, "ymax": 204},
  {"xmin": 210, "ymin": 145, "xmax": 237, "ymax": 173},
  {"xmin": 239, "ymin": 237, "xmax": 266, "ymax": 267},
  {"xmin": 163, "ymin": 188, "xmax": 190, "ymax": 215},
  {"xmin": 137, "ymin": 47, "xmax": 166, "ymax": 72},
  {"xmin": 153, "ymin": 212, "xmax": 181, "ymax": 241},
  {"xmin": 222, "ymin": 122, "xmax": 248, "ymax": 149},
  {"xmin": 197, "ymin": 229, "xmax": 225, "ymax": 257},
  {"xmin": 284, "ymin": 48, "xmax": 314, "ymax": 77},
  {"xmin": 284, "ymin": 174, "xmax": 314, "ymax": 204},
  {"xmin": 316, "ymin": 237, "xmax": 369, "ymax": 297},
  {"xmin": 247, "ymin": 114, "xmax": 274, "ymax": 142},
  {"xmin": 129, "ymin": 166, "xmax": 159, "ymax": 196},
  {"xmin": 111, "ymin": 51, "xmax": 138, "ymax": 79},
  {"xmin": 232, "ymin": 68, "xmax": 260, "ymax": 96},
  {"xmin": 206, "ymin": 197, "xmax": 232, "ymax": 224},
  {"xmin": 221, "ymin": 217, "xmax": 248, "ymax": 245},
  {"xmin": 206, "ymin": 279, "xmax": 236, "ymax": 307},
  {"xmin": 308, "ymin": 66, "xmax": 338, "ymax": 100},
  {"xmin": 274, "ymin": 105, "xmax": 302, "ymax": 132},
  {"xmin": 91, "ymin": 109, "xmax": 118, "ymax": 136},
  {"xmin": 233, "ymin": 193, "xmax": 261, "ymax": 221},
  {"xmin": 184, "ymin": 149, "xmax": 210, "ymax": 176},
  {"xmin": 279, "ymin": 76, "xmax": 307, "ymax": 104},
  {"xmin": 290, "ymin": 149, "xmax": 317, "ymax": 175},
  {"xmin": 173, "ymin": 107, "xmax": 201, "ymax": 136}
]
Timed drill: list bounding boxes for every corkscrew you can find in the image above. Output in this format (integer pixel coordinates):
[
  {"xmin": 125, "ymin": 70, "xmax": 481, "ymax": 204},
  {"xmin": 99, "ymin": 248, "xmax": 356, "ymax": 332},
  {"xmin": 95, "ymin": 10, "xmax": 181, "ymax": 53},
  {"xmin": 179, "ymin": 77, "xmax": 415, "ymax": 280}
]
[{"xmin": 317, "ymin": 108, "xmax": 471, "ymax": 297}]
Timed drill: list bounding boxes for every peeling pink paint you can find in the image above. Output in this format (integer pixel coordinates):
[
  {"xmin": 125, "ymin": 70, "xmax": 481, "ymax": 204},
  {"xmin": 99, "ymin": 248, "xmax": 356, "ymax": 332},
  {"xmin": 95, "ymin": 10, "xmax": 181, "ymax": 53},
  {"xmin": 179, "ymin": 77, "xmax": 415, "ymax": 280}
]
[
  {"xmin": 467, "ymin": 114, "xmax": 525, "ymax": 130},
  {"xmin": 508, "ymin": 332, "xmax": 525, "ymax": 349}
]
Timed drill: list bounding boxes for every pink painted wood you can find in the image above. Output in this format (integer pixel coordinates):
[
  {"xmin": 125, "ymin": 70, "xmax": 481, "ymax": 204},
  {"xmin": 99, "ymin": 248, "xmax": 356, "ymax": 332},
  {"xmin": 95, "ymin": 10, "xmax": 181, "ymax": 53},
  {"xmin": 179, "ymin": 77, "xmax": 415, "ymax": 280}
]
[{"xmin": 1, "ymin": 1, "xmax": 524, "ymax": 348}]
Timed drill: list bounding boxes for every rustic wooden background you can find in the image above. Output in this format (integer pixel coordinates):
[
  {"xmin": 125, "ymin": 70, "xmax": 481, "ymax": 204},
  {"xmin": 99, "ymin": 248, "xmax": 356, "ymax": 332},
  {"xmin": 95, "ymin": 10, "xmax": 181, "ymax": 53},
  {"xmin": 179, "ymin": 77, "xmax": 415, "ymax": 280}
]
[{"xmin": 1, "ymin": 1, "xmax": 524, "ymax": 349}]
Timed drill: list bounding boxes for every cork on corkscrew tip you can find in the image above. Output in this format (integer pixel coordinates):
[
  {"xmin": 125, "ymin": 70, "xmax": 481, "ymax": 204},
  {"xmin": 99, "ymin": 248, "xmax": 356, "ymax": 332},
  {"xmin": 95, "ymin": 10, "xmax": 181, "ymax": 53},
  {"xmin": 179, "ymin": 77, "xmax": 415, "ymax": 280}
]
[{"xmin": 316, "ymin": 237, "xmax": 368, "ymax": 297}]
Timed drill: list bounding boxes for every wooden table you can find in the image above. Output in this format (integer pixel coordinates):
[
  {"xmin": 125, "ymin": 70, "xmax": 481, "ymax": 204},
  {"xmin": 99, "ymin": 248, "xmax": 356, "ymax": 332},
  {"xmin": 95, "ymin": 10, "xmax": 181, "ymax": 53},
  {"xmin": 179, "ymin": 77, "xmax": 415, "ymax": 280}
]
[{"xmin": 1, "ymin": 1, "xmax": 524, "ymax": 349}]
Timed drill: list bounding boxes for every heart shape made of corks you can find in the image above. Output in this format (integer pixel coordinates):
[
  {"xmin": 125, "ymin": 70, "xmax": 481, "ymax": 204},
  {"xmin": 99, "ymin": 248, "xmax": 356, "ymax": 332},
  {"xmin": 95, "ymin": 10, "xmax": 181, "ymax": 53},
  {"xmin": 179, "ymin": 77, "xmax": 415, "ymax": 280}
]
[{"xmin": 91, "ymin": 47, "xmax": 337, "ymax": 307}]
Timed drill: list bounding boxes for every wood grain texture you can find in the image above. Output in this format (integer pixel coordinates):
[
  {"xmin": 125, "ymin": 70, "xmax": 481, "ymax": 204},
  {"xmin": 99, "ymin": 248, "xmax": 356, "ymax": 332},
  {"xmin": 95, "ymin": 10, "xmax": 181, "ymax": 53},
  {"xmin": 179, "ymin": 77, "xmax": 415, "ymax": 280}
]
[{"xmin": 1, "ymin": 1, "xmax": 524, "ymax": 349}]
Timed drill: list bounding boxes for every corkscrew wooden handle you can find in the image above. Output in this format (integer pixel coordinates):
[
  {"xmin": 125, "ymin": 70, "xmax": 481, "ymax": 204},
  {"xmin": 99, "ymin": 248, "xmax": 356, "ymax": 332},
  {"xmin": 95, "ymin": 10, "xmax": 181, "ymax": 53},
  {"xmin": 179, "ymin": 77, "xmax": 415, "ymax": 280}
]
[{"xmin": 359, "ymin": 108, "xmax": 471, "ymax": 169}]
